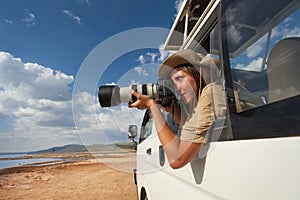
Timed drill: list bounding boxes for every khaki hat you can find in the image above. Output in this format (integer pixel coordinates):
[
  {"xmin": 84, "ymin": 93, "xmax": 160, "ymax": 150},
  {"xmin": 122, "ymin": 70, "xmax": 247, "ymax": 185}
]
[{"xmin": 158, "ymin": 49, "xmax": 204, "ymax": 78}]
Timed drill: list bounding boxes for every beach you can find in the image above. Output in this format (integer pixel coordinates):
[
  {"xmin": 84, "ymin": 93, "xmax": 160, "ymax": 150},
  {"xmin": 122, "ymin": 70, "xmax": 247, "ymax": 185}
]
[{"xmin": 0, "ymin": 152, "xmax": 137, "ymax": 200}]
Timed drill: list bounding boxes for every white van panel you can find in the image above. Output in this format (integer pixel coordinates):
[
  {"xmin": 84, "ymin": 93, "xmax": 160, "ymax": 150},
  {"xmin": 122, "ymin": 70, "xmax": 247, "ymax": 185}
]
[{"xmin": 137, "ymin": 135, "xmax": 300, "ymax": 200}]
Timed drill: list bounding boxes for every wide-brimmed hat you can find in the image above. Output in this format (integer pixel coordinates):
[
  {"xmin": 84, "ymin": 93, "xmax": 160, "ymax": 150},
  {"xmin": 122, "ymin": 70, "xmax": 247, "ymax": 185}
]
[{"xmin": 158, "ymin": 49, "xmax": 204, "ymax": 78}]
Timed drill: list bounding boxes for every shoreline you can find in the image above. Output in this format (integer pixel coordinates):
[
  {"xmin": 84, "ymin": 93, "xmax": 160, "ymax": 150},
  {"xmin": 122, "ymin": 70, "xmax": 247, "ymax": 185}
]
[
  {"xmin": 0, "ymin": 152, "xmax": 137, "ymax": 200},
  {"xmin": 0, "ymin": 152, "xmax": 93, "ymax": 171}
]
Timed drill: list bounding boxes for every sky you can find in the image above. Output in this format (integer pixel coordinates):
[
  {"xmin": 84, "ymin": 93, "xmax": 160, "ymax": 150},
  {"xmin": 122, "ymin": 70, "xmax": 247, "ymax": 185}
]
[{"xmin": 0, "ymin": 0, "xmax": 185, "ymax": 152}]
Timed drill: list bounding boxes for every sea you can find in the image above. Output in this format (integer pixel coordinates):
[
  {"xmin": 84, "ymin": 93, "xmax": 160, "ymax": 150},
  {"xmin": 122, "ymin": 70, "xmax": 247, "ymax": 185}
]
[{"xmin": 0, "ymin": 153, "xmax": 63, "ymax": 169}]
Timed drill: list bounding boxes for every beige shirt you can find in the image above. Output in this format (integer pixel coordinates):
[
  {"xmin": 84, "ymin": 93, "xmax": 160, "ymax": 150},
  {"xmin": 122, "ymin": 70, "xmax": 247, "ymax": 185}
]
[{"xmin": 180, "ymin": 83, "xmax": 226, "ymax": 143}]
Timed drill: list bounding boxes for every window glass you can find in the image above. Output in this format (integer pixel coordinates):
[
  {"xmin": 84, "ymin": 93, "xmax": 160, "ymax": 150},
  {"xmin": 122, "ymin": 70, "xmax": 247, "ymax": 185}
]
[
  {"xmin": 143, "ymin": 117, "xmax": 153, "ymax": 139},
  {"xmin": 139, "ymin": 110, "xmax": 153, "ymax": 144},
  {"xmin": 222, "ymin": 0, "xmax": 300, "ymax": 140},
  {"xmin": 226, "ymin": 0, "xmax": 300, "ymax": 112}
]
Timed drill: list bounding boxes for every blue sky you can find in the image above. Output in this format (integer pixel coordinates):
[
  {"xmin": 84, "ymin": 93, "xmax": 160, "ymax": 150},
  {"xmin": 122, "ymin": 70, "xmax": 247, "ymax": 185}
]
[
  {"xmin": 0, "ymin": 0, "xmax": 178, "ymax": 77},
  {"xmin": 0, "ymin": 0, "xmax": 184, "ymax": 152}
]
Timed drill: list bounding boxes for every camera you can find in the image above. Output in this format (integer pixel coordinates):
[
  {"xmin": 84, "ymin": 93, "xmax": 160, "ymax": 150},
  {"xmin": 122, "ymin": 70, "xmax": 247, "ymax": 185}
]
[{"xmin": 98, "ymin": 78, "xmax": 175, "ymax": 107}]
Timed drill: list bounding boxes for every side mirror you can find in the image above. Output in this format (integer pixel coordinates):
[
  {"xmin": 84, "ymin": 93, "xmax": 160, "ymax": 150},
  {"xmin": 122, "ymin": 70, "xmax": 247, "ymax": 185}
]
[
  {"xmin": 128, "ymin": 125, "xmax": 138, "ymax": 150},
  {"xmin": 128, "ymin": 125, "xmax": 137, "ymax": 139}
]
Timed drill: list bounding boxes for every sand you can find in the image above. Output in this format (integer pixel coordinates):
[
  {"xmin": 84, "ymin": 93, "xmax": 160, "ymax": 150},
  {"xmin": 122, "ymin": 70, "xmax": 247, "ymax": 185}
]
[{"xmin": 0, "ymin": 153, "xmax": 138, "ymax": 200}]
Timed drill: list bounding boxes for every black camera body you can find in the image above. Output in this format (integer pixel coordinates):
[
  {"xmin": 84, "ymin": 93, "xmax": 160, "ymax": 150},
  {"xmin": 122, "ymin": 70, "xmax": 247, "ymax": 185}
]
[
  {"xmin": 155, "ymin": 78, "xmax": 174, "ymax": 106},
  {"xmin": 98, "ymin": 78, "xmax": 175, "ymax": 107}
]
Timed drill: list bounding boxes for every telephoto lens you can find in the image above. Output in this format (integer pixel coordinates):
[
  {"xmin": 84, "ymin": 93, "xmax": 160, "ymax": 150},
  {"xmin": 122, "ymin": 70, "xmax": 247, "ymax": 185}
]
[
  {"xmin": 98, "ymin": 79, "xmax": 174, "ymax": 107},
  {"xmin": 98, "ymin": 85, "xmax": 131, "ymax": 107},
  {"xmin": 98, "ymin": 84, "xmax": 156, "ymax": 107},
  {"xmin": 98, "ymin": 85, "xmax": 120, "ymax": 107}
]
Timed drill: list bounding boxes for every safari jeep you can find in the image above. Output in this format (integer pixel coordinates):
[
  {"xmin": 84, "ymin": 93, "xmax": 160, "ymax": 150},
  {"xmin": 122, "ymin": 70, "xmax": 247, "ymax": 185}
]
[{"xmin": 129, "ymin": 0, "xmax": 300, "ymax": 199}]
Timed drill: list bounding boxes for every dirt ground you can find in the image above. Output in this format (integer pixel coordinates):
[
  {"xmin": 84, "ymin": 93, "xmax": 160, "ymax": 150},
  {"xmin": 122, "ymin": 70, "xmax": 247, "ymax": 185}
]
[{"xmin": 0, "ymin": 155, "xmax": 138, "ymax": 200}]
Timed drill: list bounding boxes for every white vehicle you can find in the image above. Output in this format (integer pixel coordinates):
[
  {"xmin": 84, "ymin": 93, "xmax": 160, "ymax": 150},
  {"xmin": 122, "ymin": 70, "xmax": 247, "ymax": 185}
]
[{"xmin": 129, "ymin": 0, "xmax": 300, "ymax": 199}]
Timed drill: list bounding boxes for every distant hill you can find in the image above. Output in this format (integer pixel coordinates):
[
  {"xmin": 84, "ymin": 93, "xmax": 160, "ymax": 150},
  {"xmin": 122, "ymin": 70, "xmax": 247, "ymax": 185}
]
[
  {"xmin": 30, "ymin": 142, "xmax": 135, "ymax": 154},
  {"xmin": 30, "ymin": 144, "xmax": 88, "ymax": 154}
]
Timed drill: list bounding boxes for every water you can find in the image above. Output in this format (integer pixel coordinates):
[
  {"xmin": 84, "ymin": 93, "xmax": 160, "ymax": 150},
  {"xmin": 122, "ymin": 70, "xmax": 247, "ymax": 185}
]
[
  {"xmin": 0, "ymin": 153, "xmax": 27, "ymax": 159},
  {"xmin": 0, "ymin": 153, "xmax": 63, "ymax": 169}
]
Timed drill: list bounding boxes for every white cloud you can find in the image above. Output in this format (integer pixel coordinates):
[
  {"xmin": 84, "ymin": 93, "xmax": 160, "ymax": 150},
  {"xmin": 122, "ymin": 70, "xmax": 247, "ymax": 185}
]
[
  {"xmin": 280, "ymin": 26, "xmax": 300, "ymax": 38},
  {"xmin": 278, "ymin": 15, "xmax": 300, "ymax": 38},
  {"xmin": 246, "ymin": 43, "xmax": 263, "ymax": 58},
  {"xmin": 136, "ymin": 47, "xmax": 170, "ymax": 65},
  {"xmin": 287, "ymin": 28, "xmax": 300, "ymax": 37},
  {"xmin": 136, "ymin": 52, "xmax": 158, "ymax": 64},
  {"xmin": 175, "ymin": 0, "xmax": 185, "ymax": 15},
  {"xmin": 75, "ymin": 0, "xmax": 92, "ymax": 6},
  {"xmin": 146, "ymin": 52, "xmax": 157, "ymax": 62},
  {"xmin": 136, "ymin": 55, "xmax": 145, "ymax": 64},
  {"xmin": 73, "ymin": 92, "xmax": 145, "ymax": 146},
  {"xmin": 245, "ymin": 34, "xmax": 267, "ymax": 58},
  {"xmin": 134, "ymin": 66, "xmax": 149, "ymax": 76},
  {"xmin": 84, "ymin": 0, "xmax": 92, "ymax": 6},
  {"xmin": 158, "ymin": 43, "xmax": 171, "ymax": 62},
  {"xmin": 0, "ymin": 52, "xmax": 145, "ymax": 152},
  {"xmin": 3, "ymin": 19, "xmax": 13, "ymax": 24},
  {"xmin": 0, "ymin": 52, "xmax": 73, "ymax": 101},
  {"xmin": 131, "ymin": 48, "xmax": 171, "ymax": 82},
  {"xmin": 235, "ymin": 57, "xmax": 263, "ymax": 72},
  {"xmin": 0, "ymin": 52, "xmax": 77, "ymax": 151},
  {"xmin": 21, "ymin": 10, "xmax": 36, "ymax": 27},
  {"xmin": 62, "ymin": 10, "xmax": 82, "ymax": 25}
]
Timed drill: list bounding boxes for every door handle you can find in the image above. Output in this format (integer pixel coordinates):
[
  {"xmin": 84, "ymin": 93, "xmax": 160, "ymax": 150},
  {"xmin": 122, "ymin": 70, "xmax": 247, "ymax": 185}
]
[
  {"xmin": 146, "ymin": 148, "xmax": 152, "ymax": 155},
  {"xmin": 159, "ymin": 145, "xmax": 165, "ymax": 166}
]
